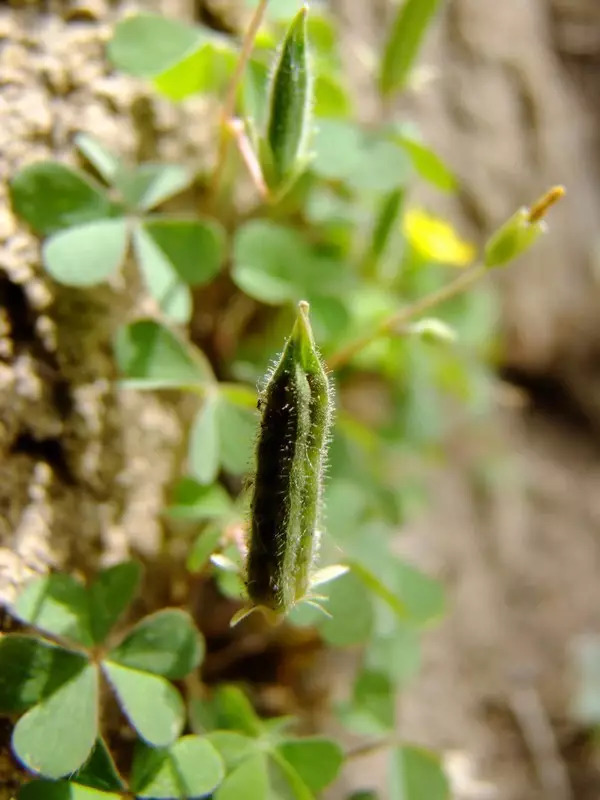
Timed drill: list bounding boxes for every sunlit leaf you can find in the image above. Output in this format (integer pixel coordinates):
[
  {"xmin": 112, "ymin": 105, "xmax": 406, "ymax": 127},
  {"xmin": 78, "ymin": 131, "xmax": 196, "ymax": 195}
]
[
  {"xmin": 130, "ymin": 736, "xmax": 224, "ymax": 799},
  {"xmin": 10, "ymin": 162, "xmax": 117, "ymax": 235},
  {"xmin": 43, "ymin": 219, "xmax": 128, "ymax": 287},
  {"xmin": 115, "ymin": 319, "xmax": 212, "ymax": 389},
  {"xmin": 103, "ymin": 661, "xmax": 184, "ymax": 747},
  {"xmin": 109, "ymin": 608, "xmax": 204, "ymax": 679},
  {"xmin": 380, "ymin": 0, "xmax": 442, "ymax": 95},
  {"xmin": 389, "ymin": 745, "xmax": 449, "ymax": 800},
  {"xmin": 13, "ymin": 662, "xmax": 98, "ymax": 778}
]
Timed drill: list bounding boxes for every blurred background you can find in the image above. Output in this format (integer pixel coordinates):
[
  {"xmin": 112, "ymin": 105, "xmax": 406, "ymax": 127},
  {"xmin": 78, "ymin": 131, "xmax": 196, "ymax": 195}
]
[{"xmin": 2, "ymin": 1, "xmax": 600, "ymax": 799}]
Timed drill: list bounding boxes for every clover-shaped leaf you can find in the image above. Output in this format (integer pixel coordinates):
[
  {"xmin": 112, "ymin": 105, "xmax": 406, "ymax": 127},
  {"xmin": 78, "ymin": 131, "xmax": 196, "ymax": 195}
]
[
  {"xmin": 3, "ymin": 562, "xmax": 204, "ymax": 777},
  {"xmin": 115, "ymin": 319, "xmax": 213, "ymax": 390},
  {"xmin": 71, "ymin": 738, "xmax": 126, "ymax": 792},
  {"xmin": 13, "ymin": 573, "xmax": 94, "ymax": 646},
  {"xmin": 109, "ymin": 608, "xmax": 204, "ymax": 679},
  {"xmin": 13, "ymin": 661, "xmax": 98, "ymax": 778},
  {"xmin": 189, "ymin": 389, "xmax": 256, "ymax": 484},
  {"xmin": 43, "ymin": 219, "xmax": 129, "ymax": 287},
  {"xmin": 102, "ymin": 662, "xmax": 185, "ymax": 747},
  {"xmin": 276, "ymin": 737, "xmax": 344, "ymax": 794},
  {"xmin": 0, "ymin": 636, "xmax": 85, "ymax": 713},
  {"xmin": 88, "ymin": 561, "xmax": 142, "ymax": 645},
  {"xmin": 167, "ymin": 478, "xmax": 234, "ymax": 521},
  {"xmin": 130, "ymin": 736, "xmax": 225, "ymax": 798},
  {"xmin": 10, "ymin": 162, "xmax": 119, "ymax": 235},
  {"xmin": 116, "ymin": 164, "xmax": 193, "ymax": 212}
]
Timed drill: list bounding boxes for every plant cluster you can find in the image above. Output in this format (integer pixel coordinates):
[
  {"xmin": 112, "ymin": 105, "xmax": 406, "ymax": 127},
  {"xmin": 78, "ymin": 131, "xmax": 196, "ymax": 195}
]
[{"xmin": 1, "ymin": 0, "xmax": 564, "ymax": 797}]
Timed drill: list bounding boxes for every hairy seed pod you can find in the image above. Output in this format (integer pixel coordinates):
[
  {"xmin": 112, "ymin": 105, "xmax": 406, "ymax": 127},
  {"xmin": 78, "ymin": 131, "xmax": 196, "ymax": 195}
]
[
  {"xmin": 261, "ymin": 5, "xmax": 312, "ymax": 193},
  {"xmin": 245, "ymin": 301, "xmax": 332, "ymax": 618}
]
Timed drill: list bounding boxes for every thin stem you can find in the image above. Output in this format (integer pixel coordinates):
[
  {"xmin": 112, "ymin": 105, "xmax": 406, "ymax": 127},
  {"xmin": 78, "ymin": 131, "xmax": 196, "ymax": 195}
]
[
  {"xmin": 346, "ymin": 737, "xmax": 395, "ymax": 760},
  {"xmin": 210, "ymin": 0, "xmax": 269, "ymax": 202},
  {"xmin": 326, "ymin": 262, "xmax": 487, "ymax": 371},
  {"xmin": 227, "ymin": 117, "xmax": 269, "ymax": 199}
]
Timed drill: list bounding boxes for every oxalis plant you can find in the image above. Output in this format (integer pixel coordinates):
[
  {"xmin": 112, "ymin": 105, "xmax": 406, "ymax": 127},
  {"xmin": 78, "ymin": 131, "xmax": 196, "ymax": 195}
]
[{"xmin": 2, "ymin": 0, "xmax": 565, "ymax": 798}]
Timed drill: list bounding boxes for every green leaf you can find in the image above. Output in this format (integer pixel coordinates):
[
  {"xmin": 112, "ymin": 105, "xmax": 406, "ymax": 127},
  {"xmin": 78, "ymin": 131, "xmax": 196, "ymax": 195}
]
[
  {"xmin": 379, "ymin": 0, "xmax": 441, "ymax": 95},
  {"xmin": 71, "ymin": 738, "xmax": 126, "ymax": 792},
  {"xmin": 314, "ymin": 73, "xmax": 352, "ymax": 118},
  {"xmin": 0, "ymin": 635, "xmax": 85, "ymax": 713},
  {"xmin": 13, "ymin": 662, "xmax": 98, "ymax": 778},
  {"xmin": 109, "ymin": 608, "xmax": 204, "ymax": 678},
  {"xmin": 232, "ymin": 220, "xmax": 346, "ymax": 305},
  {"xmin": 139, "ymin": 217, "xmax": 225, "ymax": 284},
  {"xmin": 130, "ymin": 736, "xmax": 225, "ymax": 799},
  {"xmin": 277, "ymin": 738, "xmax": 343, "ymax": 793},
  {"xmin": 75, "ymin": 134, "xmax": 121, "ymax": 184},
  {"xmin": 43, "ymin": 219, "xmax": 129, "ymax": 287},
  {"xmin": 108, "ymin": 14, "xmax": 201, "ymax": 77},
  {"xmin": 206, "ymin": 731, "xmax": 257, "ymax": 771},
  {"xmin": 201, "ymin": 685, "xmax": 264, "ymax": 737},
  {"xmin": 391, "ymin": 561, "xmax": 445, "ymax": 626},
  {"xmin": 215, "ymin": 753, "xmax": 268, "ymax": 800},
  {"xmin": 313, "ymin": 121, "xmax": 409, "ymax": 192},
  {"xmin": 317, "ymin": 571, "xmax": 374, "ymax": 646},
  {"xmin": 10, "ymin": 162, "xmax": 117, "ymax": 235},
  {"xmin": 19, "ymin": 782, "xmax": 120, "ymax": 800},
  {"xmin": 349, "ymin": 669, "xmax": 396, "ymax": 734},
  {"xmin": 13, "ymin": 573, "xmax": 93, "ymax": 646},
  {"xmin": 88, "ymin": 561, "xmax": 142, "ymax": 644},
  {"xmin": 153, "ymin": 40, "xmax": 237, "ymax": 101},
  {"xmin": 389, "ymin": 745, "xmax": 449, "ymax": 800},
  {"xmin": 116, "ymin": 164, "xmax": 193, "ymax": 211},
  {"xmin": 167, "ymin": 478, "xmax": 233, "ymax": 520},
  {"xmin": 103, "ymin": 660, "xmax": 184, "ymax": 746},
  {"xmin": 232, "ymin": 221, "xmax": 303, "ymax": 304},
  {"xmin": 394, "ymin": 133, "xmax": 456, "ymax": 192},
  {"xmin": 187, "ymin": 525, "xmax": 224, "ymax": 572},
  {"xmin": 133, "ymin": 223, "xmax": 192, "ymax": 324},
  {"xmin": 267, "ymin": 751, "xmax": 313, "ymax": 800},
  {"xmin": 366, "ymin": 626, "xmax": 421, "ymax": 686},
  {"xmin": 189, "ymin": 395, "xmax": 221, "ymax": 485},
  {"xmin": 217, "ymin": 395, "xmax": 256, "ymax": 475},
  {"xmin": 115, "ymin": 319, "xmax": 212, "ymax": 389}
]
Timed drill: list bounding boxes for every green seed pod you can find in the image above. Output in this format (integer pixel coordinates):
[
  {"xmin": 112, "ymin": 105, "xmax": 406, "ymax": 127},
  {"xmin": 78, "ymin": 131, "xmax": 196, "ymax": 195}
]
[
  {"xmin": 260, "ymin": 6, "xmax": 313, "ymax": 195},
  {"xmin": 245, "ymin": 301, "xmax": 332, "ymax": 620}
]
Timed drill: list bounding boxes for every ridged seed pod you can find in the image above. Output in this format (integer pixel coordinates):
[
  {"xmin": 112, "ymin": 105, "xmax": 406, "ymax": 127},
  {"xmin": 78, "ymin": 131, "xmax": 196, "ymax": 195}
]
[{"xmin": 245, "ymin": 301, "xmax": 332, "ymax": 620}]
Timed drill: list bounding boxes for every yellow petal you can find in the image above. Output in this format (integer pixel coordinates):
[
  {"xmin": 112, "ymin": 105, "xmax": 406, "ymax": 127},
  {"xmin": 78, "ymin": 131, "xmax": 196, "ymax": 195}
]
[{"xmin": 403, "ymin": 208, "xmax": 476, "ymax": 267}]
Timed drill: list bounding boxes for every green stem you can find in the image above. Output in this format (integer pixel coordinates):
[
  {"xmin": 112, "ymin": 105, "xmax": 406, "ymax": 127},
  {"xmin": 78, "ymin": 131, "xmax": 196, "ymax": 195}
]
[
  {"xmin": 209, "ymin": 0, "xmax": 270, "ymax": 203},
  {"xmin": 327, "ymin": 262, "xmax": 486, "ymax": 371}
]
